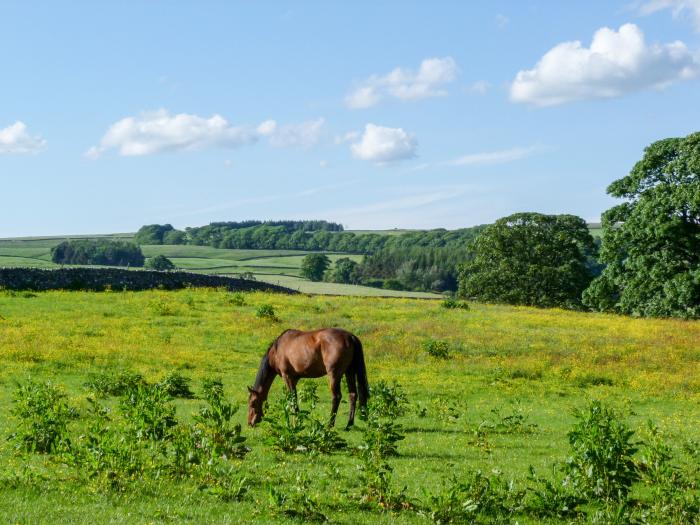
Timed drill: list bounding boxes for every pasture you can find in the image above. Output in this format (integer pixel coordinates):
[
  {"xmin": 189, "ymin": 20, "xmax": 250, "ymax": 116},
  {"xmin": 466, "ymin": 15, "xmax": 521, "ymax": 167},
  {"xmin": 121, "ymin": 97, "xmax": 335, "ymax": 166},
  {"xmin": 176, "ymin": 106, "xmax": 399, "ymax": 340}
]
[
  {"xmin": 0, "ymin": 289, "xmax": 698, "ymax": 523},
  {"xmin": 0, "ymin": 237, "xmax": 436, "ymax": 298}
]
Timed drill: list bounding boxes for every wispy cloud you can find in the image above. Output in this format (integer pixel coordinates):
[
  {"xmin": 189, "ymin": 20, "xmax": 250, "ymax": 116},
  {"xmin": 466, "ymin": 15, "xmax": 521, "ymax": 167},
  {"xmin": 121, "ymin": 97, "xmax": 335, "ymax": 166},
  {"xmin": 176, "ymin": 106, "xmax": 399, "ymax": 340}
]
[
  {"xmin": 445, "ymin": 146, "xmax": 539, "ymax": 167},
  {"xmin": 636, "ymin": 0, "xmax": 700, "ymax": 31}
]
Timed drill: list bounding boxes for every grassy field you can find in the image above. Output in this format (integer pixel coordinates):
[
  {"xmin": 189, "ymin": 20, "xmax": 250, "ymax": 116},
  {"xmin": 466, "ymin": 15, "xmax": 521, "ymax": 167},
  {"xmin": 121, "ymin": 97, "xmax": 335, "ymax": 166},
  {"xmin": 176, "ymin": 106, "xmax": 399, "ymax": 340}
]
[
  {"xmin": 0, "ymin": 237, "xmax": 438, "ymax": 298},
  {"xmin": 0, "ymin": 289, "xmax": 698, "ymax": 523}
]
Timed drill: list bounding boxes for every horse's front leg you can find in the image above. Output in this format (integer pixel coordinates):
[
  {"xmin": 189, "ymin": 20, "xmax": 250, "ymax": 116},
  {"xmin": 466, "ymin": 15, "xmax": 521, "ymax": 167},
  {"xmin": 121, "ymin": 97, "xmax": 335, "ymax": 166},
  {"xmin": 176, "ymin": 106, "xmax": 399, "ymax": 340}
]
[
  {"xmin": 327, "ymin": 373, "xmax": 342, "ymax": 427},
  {"xmin": 282, "ymin": 374, "xmax": 299, "ymax": 412}
]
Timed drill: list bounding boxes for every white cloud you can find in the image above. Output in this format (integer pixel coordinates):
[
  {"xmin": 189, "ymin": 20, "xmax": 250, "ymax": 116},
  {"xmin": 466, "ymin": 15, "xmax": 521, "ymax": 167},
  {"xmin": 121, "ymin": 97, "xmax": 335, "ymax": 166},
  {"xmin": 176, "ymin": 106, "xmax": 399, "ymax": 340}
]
[
  {"xmin": 0, "ymin": 121, "xmax": 46, "ymax": 154},
  {"xmin": 260, "ymin": 118, "xmax": 325, "ymax": 148},
  {"xmin": 466, "ymin": 80, "xmax": 491, "ymax": 94},
  {"xmin": 87, "ymin": 110, "xmax": 258, "ymax": 157},
  {"xmin": 638, "ymin": 0, "xmax": 700, "ymax": 30},
  {"xmin": 87, "ymin": 111, "xmax": 325, "ymax": 157},
  {"xmin": 446, "ymin": 146, "xmax": 538, "ymax": 166},
  {"xmin": 345, "ymin": 57, "xmax": 458, "ymax": 108},
  {"xmin": 350, "ymin": 124, "xmax": 417, "ymax": 164},
  {"xmin": 334, "ymin": 131, "xmax": 360, "ymax": 145},
  {"xmin": 319, "ymin": 160, "xmax": 328, "ymax": 168},
  {"xmin": 510, "ymin": 23, "xmax": 700, "ymax": 106}
]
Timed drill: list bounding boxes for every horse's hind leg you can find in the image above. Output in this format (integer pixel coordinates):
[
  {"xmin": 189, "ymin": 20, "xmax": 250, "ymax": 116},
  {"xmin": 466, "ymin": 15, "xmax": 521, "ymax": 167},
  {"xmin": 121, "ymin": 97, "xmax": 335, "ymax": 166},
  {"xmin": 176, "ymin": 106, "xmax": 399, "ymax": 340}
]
[
  {"xmin": 345, "ymin": 371, "xmax": 357, "ymax": 430},
  {"xmin": 327, "ymin": 373, "xmax": 342, "ymax": 427}
]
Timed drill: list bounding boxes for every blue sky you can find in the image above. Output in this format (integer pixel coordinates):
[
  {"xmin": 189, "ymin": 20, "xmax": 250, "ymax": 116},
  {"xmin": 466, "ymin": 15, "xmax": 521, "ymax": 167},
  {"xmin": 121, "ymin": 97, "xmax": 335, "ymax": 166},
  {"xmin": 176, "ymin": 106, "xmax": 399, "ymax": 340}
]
[{"xmin": 2, "ymin": 1, "xmax": 700, "ymax": 237}]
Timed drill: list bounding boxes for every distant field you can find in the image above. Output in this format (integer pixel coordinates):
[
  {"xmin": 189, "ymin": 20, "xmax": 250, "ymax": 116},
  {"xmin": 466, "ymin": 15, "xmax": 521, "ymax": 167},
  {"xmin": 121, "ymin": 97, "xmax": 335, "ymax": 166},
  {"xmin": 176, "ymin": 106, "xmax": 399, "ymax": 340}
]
[{"xmin": 0, "ymin": 236, "xmax": 435, "ymax": 298}]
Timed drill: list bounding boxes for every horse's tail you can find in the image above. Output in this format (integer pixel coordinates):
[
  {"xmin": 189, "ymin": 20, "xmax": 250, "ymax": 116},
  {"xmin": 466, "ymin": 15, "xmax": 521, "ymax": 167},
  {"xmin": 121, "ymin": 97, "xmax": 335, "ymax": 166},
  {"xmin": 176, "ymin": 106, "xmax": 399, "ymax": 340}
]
[{"xmin": 350, "ymin": 334, "xmax": 369, "ymax": 407}]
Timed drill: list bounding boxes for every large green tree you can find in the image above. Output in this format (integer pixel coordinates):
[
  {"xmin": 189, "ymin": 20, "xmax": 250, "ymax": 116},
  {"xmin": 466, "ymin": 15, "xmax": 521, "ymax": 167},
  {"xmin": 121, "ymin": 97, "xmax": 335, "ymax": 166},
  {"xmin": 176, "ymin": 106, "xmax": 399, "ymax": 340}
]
[
  {"xmin": 300, "ymin": 253, "xmax": 331, "ymax": 282},
  {"xmin": 458, "ymin": 212, "xmax": 596, "ymax": 308},
  {"xmin": 583, "ymin": 132, "xmax": 700, "ymax": 318}
]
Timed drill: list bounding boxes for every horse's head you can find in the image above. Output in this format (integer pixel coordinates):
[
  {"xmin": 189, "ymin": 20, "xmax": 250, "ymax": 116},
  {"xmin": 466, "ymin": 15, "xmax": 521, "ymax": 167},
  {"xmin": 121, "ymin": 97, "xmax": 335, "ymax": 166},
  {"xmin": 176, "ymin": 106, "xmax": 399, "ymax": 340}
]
[{"xmin": 247, "ymin": 386, "xmax": 264, "ymax": 426}]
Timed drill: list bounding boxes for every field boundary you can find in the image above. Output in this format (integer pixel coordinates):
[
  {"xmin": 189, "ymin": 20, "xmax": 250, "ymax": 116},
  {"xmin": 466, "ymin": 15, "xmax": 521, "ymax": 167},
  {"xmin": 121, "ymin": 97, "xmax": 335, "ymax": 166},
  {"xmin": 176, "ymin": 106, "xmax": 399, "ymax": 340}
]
[{"xmin": 0, "ymin": 267, "xmax": 298, "ymax": 293}]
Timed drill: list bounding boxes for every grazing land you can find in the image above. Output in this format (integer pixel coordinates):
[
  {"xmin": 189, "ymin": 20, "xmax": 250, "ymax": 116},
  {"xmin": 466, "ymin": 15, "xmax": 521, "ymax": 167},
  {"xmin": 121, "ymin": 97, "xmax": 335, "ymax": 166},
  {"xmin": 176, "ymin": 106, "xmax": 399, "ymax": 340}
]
[
  {"xmin": 0, "ymin": 289, "xmax": 698, "ymax": 524},
  {"xmin": 0, "ymin": 237, "xmax": 437, "ymax": 298}
]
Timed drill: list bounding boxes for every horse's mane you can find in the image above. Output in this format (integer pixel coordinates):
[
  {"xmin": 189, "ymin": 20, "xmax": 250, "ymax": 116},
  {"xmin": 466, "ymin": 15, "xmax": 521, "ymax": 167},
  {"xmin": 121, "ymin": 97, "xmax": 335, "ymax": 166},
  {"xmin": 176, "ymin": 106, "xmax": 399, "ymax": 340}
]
[{"xmin": 253, "ymin": 329, "xmax": 293, "ymax": 390}]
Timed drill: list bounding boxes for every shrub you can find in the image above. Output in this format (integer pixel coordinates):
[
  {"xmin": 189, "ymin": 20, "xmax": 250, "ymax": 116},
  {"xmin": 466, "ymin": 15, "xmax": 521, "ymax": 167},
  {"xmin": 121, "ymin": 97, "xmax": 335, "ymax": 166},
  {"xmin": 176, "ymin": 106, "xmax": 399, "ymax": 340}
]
[
  {"xmin": 10, "ymin": 380, "xmax": 74, "ymax": 454},
  {"xmin": 119, "ymin": 384, "xmax": 177, "ymax": 441},
  {"xmin": 84, "ymin": 370, "xmax": 146, "ymax": 397},
  {"xmin": 421, "ymin": 470, "xmax": 524, "ymax": 524},
  {"xmin": 525, "ymin": 466, "xmax": 583, "ymax": 519},
  {"xmin": 255, "ymin": 303, "xmax": 277, "ymax": 321},
  {"xmin": 145, "ymin": 255, "xmax": 176, "ymax": 271},
  {"xmin": 368, "ymin": 380, "xmax": 408, "ymax": 419},
  {"xmin": 422, "ymin": 339, "xmax": 451, "ymax": 359},
  {"xmin": 441, "ymin": 298, "xmax": 469, "ymax": 310},
  {"xmin": 158, "ymin": 371, "xmax": 195, "ymax": 399},
  {"xmin": 263, "ymin": 394, "xmax": 345, "ymax": 454},
  {"xmin": 226, "ymin": 291, "xmax": 246, "ymax": 306},
  {"xmin": 268, "ymin": 473, "xmax": 328, "ymax": 522},
  {"xmin": 192, "ymin": 379, "xmax": 248, "ymax": 460},
  {"xmin": 361, "ymin": 411, "xmax": 405, "ymax": 458},
  {"xmin": 298, "ymin": 382, "xmax": 319, "ymax": 410},
  {"xmin": 564, "ymin": 400, "xmax": 639, "ymax": 501},
  {"xmin": 68, "ymin": 398, "xmax": 144, "ymax": 486}
]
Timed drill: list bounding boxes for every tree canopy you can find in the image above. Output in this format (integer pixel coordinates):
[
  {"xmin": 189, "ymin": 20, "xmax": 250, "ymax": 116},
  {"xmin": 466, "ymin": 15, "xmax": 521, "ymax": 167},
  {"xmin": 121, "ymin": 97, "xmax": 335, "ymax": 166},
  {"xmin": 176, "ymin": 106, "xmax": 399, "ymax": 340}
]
[
  {"xmin": 51, "ymin": 240, "xmax": 145, "ymax": 267},
  {"xmin": 583, "ymin": 132, "xmax": 700, "ymax": 318},
  {"xmin": 458, "ymin": 212, "xmax": 596, "ymax": 308},
  {"xmin": 300, "ymin": 253, "xmax": 331, "ymax": 282},
  {"xmin": 145, "ymin": 255, "xmax": 176, "ymax": 271},
  {"xmin": 134, "ymin": 224, "xmax": 176, "ymax": 245}
]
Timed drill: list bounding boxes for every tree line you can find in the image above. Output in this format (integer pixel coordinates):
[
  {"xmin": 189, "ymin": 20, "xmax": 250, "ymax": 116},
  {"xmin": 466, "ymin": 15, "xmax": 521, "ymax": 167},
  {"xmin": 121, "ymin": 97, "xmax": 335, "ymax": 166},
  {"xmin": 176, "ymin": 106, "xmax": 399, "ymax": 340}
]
[
  {"xmin": 51, "ymin": 240, "xmax": 145, "ymax": 267},
  {"xmin": 134, "ymin": 220, "xmax": 486, "ymax": 255}
]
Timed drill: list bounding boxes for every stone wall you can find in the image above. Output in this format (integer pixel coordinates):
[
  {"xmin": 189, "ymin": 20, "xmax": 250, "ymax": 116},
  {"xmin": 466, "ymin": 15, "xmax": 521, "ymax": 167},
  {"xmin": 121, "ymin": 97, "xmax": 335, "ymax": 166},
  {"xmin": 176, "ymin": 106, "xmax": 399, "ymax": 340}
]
[{"xmin": 0, "ymin": 267, "xmax": 297, "ymax": 294}]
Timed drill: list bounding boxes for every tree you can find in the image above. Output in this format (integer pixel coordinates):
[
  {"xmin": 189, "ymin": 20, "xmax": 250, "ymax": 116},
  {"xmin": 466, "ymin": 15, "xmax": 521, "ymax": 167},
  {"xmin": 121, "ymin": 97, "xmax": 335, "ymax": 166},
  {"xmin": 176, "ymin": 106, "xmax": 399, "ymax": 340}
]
[
  {"xmin": 458, "ymin": 212, "xmax": 596, "ymax": 308},
  {"xmin": 300, "ymin": 253, "xmax": 331, "ymax": 281},
  {"xmin": 325, "ymin": 257, "xmax": 360, "ymax": 284},
  {"xmin": 145, "ymin": 255, "xmax": 176, "ymax": 271},
  {"xmin": 583, "ymin": 132, "xmax": 700, "ymax": 318},
  {"xmin": 134, "ymin": 224, "xmax": 175, "ymax": 245},
  {"xmin": 51, "ymin": 240, "xmax": 145, "ymax": 267}
]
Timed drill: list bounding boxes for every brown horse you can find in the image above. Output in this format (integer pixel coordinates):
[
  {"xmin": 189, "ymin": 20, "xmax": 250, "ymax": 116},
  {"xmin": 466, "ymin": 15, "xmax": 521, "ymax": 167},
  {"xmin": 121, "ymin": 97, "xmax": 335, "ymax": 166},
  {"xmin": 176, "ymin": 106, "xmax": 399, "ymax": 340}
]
[{"xmin": 247, "ymin": 328, "xmax": 369, "ymax": 429}]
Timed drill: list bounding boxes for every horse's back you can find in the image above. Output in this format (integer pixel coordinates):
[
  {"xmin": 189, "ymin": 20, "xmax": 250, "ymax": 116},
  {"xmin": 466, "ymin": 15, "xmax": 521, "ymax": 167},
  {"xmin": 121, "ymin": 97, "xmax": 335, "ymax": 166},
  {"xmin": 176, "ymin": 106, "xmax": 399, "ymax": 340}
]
[{"xmin": 276, "ymin": 328, "xmax": 356, "ymax": 377}]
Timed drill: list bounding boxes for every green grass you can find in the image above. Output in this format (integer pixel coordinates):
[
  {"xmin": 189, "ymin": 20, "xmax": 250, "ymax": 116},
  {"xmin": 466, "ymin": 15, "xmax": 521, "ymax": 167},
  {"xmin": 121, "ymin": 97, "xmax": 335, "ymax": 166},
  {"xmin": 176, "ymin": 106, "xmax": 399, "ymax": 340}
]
[
  {"xmin": 0, "ymin": 236, "xmax": 435, "ymax": 298},
  {"xmin": 0, "ymin": 289, "xmax": 698, "ymax": 523}
]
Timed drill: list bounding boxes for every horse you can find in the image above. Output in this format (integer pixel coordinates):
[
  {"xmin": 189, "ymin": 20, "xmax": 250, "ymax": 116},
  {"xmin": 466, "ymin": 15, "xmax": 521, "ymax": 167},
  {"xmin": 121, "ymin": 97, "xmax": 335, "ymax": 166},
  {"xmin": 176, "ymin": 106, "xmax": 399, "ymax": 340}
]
[{"xmin": 247, "ymin": 328, "xmax": 369, "ymax": 429}]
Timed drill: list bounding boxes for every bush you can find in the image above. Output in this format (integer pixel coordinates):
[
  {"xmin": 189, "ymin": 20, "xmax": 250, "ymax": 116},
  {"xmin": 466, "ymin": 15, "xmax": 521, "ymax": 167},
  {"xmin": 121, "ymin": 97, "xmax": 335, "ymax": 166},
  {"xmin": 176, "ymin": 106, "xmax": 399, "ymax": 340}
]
[
  {"xmin": 145, "ymin": 255, "xmax": 176, "ymax": 271},
  {"xmin": 10, "ymin": 380, "xmax": 75, "ymax": 454},
  {"xmin": 158, "ymin": 371, "xmax": 195, "ymax": 399},
  {"xmin": 421, "ymin": 470, "xmax": 524, "ymax": 524},
  {"xmin": 84, "ymin": 370, "xmax": 146, "ymax": 397},
  {"xmin": 564, "ymin": 401, "xmax": 639, "ymax": 501},
  {"xmin": 255, "ymin": 303, "xmax": 277, "ymax": 321},
  {"xmin": 119, "ymin": 384, "xmax": 177, "ymax": 441},
  {"xmin": 441, "ymin": 298, "xmax": 469, "ymax": 310},
  {"xmin": 368, "ymin": 380, "xmax": 408, "ymax": 419},
  {"xmin": 191, "ymin": 379, "xmax": 248, "ymax": 460},
  {"xmin": 263, "ymin": 394, "xmax": 345, "ymax": 454},
  {"xmin": 422, "ymin": 339, "xmax": 451, "ymax": 359},
  {"xmin": 226, "ymin": 291, "xmax": 246, "ymax": 306}
]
